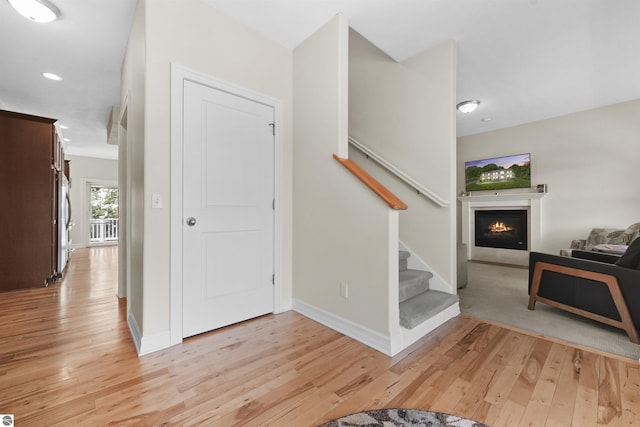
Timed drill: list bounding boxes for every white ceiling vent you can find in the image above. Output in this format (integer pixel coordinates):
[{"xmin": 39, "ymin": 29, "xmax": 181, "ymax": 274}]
[{"xmin": 107, "ymin": 106, "xmax": 120, "ymax": 145}]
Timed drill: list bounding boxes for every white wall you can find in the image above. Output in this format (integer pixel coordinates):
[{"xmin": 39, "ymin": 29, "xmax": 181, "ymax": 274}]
[
  {"xmin": 457, "ymin": 99, "xmax": 640, "ymax": 254},
  {"xmin": 348, "ymin": 31, "xmax": 458, "ymax": 289},
  {"xmin": 121, "ymin": 0, "xmax": 293, "ymax": 352},
  {"xmin": 66, "ymin": 155, "xmax": 118, "ymax": 249},
  {"xmin": 120, "ymin": 0, "xmax": 146, "ymax": 335},
  {"xmin": 293, "ymin": 15, "xmax": 400, "ymax": 347}
]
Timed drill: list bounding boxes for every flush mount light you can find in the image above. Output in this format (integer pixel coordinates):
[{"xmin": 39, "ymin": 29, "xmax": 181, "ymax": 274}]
[
  {"xmin": 42, "ymin": 72, "xmax": 62, "ymax": 81},
  {"xmin": 7, "ymin": 0, "xmax": 60, "ymax": 23},
  {"xmin": 456, "ymin": 100, "xmax": 480, "ymax": 113}
]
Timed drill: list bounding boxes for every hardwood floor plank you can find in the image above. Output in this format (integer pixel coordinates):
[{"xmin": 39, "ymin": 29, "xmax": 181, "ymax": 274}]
[
  {"xmin": 458, "ymin": 326, "xmax": 510, "ymax": 383},
  {"xmin": 619, "ymin": 362, "xmax": 640, "ymax": 426},
  {"xmin": 573, "ymin": 351, "xmax": 601, "ymax": 426},
  {"xmin": 509, "ymin": 338, "xmax": 553, "ymax": 408},
  {"xmin": 429, "ymin": 377, "xmax": 469, "ymax": 414},
  {"xmin": 452, "ymin": 365, "xmax": 497, "ymax": 418},
  {"xmin": 546, "ymin": 348, "xmax": 581, "ymax": 426},
  {"xmin": 1, "ymin": 247, "xmax": 639, "ymax": 426},
  {"xmin": 484, "ymin": 332, "xmax": 537, "ymax": 406},
  {"xmin": 597, "ymin": 357, "xmax": 623, "ymax": 426},
  {"xmin": 389, "ymin": 315, "xmax": 478, "ymax": 374},
  {"xmin": 493, "ymin": 399, "xmax": 526, "ymax": 427},
  {"xmin": 517, "ymin": 342, "xmax": 567, "ymax": 426}
]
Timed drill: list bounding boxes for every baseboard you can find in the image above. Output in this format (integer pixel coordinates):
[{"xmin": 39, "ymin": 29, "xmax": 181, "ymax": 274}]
[
  {"xmin": 127, "ymin": 312, "xmax": 142, "ymax": 354},
  {"xmin": 127, "ymin": 312, "xmax": 172, "ymax": 356},
  {"xmin": 276, "ymin": 297, "xmax": 293, "ymax": 313},
  {"xmin": 396, "ymin": 303, "xmax": 460, "ymax": 354},
  {"xmin": 293, "ymin": 299, "xmax": 393, "ymax": 356}
]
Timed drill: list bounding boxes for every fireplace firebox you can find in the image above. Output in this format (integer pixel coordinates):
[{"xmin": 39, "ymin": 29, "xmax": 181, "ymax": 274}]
[{"xmin": 474, "ymin": 209, "xmax": 528, "ymax": 251}]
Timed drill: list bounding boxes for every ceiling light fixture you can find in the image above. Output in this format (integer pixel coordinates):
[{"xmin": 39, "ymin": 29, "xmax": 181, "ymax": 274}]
[
  {"xmin": 42, "ymin": 72, "xmax": 62, "ymax": 81},
  {"xmin": 456, "ymin": 100, "xmax": 480, "ymax": 113},
  {"xmin": 7, "ymin": 0, "xmax": 60, "ymax": 23}
]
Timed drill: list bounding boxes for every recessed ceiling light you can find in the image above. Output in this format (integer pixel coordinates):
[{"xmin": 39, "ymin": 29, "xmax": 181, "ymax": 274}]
[
  {"xmin": 59, "ymin": 124, "xmax": 68, "ymax": 129},
  {"xmin": 456, "ymin": 100, "xmax": 480, "ymax": 113},
  {"xmin": 481, "ymin": 117, "xmax": 493, "ymax": 122},
  {"xmin": 8, "ymin": 0, "xmax": 60, "ymax": 23},
  {"xmin": 63, "ymin": 138, "xmax": 71, "ymax": 142},
  {"xmin": 42, "ymin": 72, "xmax": 62, "ymax": 81}
]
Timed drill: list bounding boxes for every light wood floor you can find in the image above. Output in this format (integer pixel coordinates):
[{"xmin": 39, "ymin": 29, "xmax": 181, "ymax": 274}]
[{"xmin": 1, "ymin": 247, "xmax": 639, "ymax": 426}]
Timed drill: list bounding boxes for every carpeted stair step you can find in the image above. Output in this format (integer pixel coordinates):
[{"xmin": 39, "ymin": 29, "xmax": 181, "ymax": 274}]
[
  {"xmin": 399, "ymin": 269, "xmax": 433, "ymax": 303},
  {"xmin": 399, "ymin": 250, "xmax": 410, "ymax": 272},
  {"xmin": 399, "ymin": 290, "xmax": 459, "ymax": 329}
]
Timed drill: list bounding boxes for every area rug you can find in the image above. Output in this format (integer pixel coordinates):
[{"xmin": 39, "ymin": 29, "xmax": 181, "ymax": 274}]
[{"xmin": 319, "ymin": 408, "xmax": 488, "ymax": 426}]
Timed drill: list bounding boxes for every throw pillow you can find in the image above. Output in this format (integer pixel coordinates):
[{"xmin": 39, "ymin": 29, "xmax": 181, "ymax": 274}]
[
  {"xmin": 585, "ymin": 228, "xmax": 619, "ymax": 250},
  {"xmin": 609, "ymin": 222, "xmax": 640, "ymax": 245},
  {"xmin": 615, "ymin": 237, "xmax": 640, "ymax": 269}
]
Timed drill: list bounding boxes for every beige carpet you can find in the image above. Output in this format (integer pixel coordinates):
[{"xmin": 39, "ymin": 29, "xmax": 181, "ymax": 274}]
[{"xmin": 458, "ymin": 261, "xmax": 640, "ymax": 361}]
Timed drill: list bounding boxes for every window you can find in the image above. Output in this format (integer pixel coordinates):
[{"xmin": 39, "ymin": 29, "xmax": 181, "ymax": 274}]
[{"xmin": 90, "ymin": 185, "xmax": 119, "ymax": 244}]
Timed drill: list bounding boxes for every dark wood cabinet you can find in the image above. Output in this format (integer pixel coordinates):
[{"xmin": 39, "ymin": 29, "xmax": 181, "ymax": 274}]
[{"xmin": 0, "ymin": 109, "xmax": 65, "ymax": 291}]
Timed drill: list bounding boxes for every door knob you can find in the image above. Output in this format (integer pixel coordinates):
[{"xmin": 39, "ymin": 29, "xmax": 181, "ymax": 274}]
[{"xmin": 186, "ymin": 217, "xmax": 197, "ymax": 226}]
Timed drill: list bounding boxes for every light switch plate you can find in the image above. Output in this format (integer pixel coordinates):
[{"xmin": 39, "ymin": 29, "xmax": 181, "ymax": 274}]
[{"xmin": 152, "ymin": 193, "xmax": 162, "ymax": 209}]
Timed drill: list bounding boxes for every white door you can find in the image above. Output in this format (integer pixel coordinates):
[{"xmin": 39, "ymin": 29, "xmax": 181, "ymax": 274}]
[{"xmin": 182, "ymin": 79, "xmax": 275, "ymax": 338}]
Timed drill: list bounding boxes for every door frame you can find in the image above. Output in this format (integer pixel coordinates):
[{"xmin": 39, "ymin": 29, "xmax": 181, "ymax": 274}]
[
  {"xmin": 169, "ymin": 63, "xmax": 284, "ymax": 346},
  {"xmin": 118, "ymin": 99, "xmax": 130, "ymax": 303},
  {"xmin": 83, "ymin": 178, "xmax": 119, "ymax": 248}
]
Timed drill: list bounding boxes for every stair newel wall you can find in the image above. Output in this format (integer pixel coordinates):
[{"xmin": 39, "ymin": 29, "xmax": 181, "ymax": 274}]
[
  {"xmin": 347, "ymin": 26, "xmax": 459, "ymax": 350},
  {"xmin": 387, "ymin": 211, "xmax": 402, "ymax": 354},
  {"xmin": 348, "ymin": 30, "xmax": 457, "ymax": 292},
  {"xmin": 292, "ymin": 14, "xmax": 402, "ymax": 355},
  {"xmin": 292, "ymin": 14, "xmax": 458, "ymax": 356}
]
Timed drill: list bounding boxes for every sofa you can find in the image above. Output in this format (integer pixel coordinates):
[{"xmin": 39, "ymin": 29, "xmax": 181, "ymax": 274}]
[
  {"xmin": 561, "ymin": 222, "xmax": 640, "ymax": 256},
  {"xmin": 528, "ymin": 237, "xmax": 640, "ymax": 343}
]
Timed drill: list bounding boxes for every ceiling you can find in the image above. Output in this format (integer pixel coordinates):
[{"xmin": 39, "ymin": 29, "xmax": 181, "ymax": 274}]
[
  {"xmin": 2, "ymin": 0, "xmax": 639, "ymax": 160},
  {"xmin": 0, "ymin": 0, "xmax": 136, "ymax": 159}
]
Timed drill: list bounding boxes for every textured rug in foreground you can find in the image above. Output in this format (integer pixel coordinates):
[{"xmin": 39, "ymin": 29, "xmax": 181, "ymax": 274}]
[{"xmin": 319, "ymin": 408, "xmax": 489, "ymax": 427}]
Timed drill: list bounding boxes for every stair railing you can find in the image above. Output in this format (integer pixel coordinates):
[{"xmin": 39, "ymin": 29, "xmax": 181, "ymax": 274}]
[{"xmin": 348, "ymin": 136, "xmax": 449, "ymax": 207}]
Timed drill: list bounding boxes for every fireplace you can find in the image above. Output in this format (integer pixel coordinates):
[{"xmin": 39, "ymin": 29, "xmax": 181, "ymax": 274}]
[
  {"xmin": 474, "ymin": 209, "xmax": 527, "ymax": 251},
  {"xmin": 459, "ymin": 192, "xmax": 544, "ymax": 266}
]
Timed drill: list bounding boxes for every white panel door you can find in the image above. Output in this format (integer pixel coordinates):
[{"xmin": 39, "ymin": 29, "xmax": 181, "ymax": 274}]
[{"xmin": 182, "ymin": 79, "xmax": 275, "ymax": 338}]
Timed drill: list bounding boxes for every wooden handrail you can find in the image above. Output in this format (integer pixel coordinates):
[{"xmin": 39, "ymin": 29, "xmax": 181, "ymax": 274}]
[
  {"xmin": 333, "ymin": 154, "xmax": 408, "ymax": 210},
  {"xmin": 348, "ymin": 136, "xmax": 449, "ymax": 207}
]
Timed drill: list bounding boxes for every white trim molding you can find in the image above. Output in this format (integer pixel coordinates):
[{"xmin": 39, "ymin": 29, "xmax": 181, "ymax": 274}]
[
  {"xmin": 127, "ymin": 312, "xmax": 142, "ymax": 354},
  {"xmin": 458, "ymin": 192, "xmax": 546, "ymax": 266},
  {"xmin": 294, "ymin": 298, "xmax": 460, "ymax": 357},
  {"xmin": 396, "ymin": 303, "xmax": 460, "ymax": 355},
  {"xmin": 80, "ymin": 178, "xmax": 119, "ymax": 249},
  {"xmin": 170, "ymin": 63, "xmax": 285, "ymax": 347},
  {"xmin": 128, "ymin": 312, "xmax": 172, "ymax": 356},
  {"xmin": 293, "ymin": 299, "xmax": 393, "ymax": 356}
]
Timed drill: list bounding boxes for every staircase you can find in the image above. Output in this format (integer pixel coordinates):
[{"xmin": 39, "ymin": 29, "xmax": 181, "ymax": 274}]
[{"xmin": 399, "ymin": 250, "xmax": 459, "ymax": 329}]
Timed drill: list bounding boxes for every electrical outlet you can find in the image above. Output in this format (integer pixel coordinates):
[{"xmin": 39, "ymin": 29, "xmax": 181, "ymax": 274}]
[{"xmin": 340, "ymin": 282, "xmax": 349, "ymax": 299}]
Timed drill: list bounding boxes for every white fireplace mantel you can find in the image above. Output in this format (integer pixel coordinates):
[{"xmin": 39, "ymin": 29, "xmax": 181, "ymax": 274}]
[{"xmin": 458, "ymin": 192, "xmax": 547, "ymax": 265}]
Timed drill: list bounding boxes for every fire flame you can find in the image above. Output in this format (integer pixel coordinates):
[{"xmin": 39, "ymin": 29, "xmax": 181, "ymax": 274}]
[{"xmin": 489, "ymin": 221, "xmax": 512, "ymax": 233}]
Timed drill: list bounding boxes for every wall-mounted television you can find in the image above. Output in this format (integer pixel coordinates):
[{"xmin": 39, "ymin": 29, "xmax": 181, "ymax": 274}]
[{"xmin": 464, "ymin": 153, "xmax": 531, "ymax": 192}]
